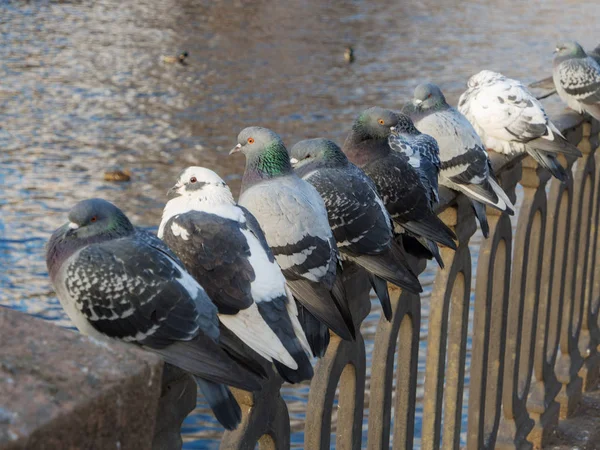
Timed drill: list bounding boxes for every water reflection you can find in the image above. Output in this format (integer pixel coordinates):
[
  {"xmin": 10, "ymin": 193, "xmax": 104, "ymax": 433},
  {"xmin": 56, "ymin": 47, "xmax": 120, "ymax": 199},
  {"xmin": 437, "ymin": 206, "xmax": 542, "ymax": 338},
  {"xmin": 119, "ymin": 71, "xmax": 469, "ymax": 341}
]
[{"xmin": 1, "ymin": 0, "xmax": 598, "ymax": 448}]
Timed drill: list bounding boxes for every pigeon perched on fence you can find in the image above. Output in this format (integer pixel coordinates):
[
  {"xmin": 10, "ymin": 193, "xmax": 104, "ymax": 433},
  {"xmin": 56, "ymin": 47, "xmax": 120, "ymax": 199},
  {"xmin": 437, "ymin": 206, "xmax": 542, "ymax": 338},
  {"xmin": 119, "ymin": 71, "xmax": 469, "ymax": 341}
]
[
  {"xmin": 459, "ymin": 70, "xmax": 582, "ymax": 182},
  {"xmin": 342, "ymin": 107, "xmax": 457, "ymax": 269},
  {"xmin": 553, "ymin": 41, "xmax": 600, "ymax": 123},
  {"xmin": 158, "ymin": 167, "xmax": 313, "ymax": 383},
  {"xmin": 403, "ymin": 83, "xmax": 515, "ymax": 237},
  {"xmin": 45, "ymin": 198, "xmax": 263, "ymax": 430},
  {"xmin": 289, "ymin": 138, "xmax": 422, "ymax": 320},
  {"xmin": 231, "ymin": 127, "xmax": 355, "ymax": 357}
]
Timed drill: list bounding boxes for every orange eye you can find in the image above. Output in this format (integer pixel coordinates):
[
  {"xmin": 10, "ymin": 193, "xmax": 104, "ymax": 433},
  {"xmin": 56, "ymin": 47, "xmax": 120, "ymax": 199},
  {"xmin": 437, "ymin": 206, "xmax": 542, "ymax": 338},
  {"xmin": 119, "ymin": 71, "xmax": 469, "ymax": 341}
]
[
  {"xmin": 190, "ymin": 177, "xmax": 197, "ymax": 183},
  {"xmin": 378, "ymin": 119, "xmax": 385, "ymax": 125},
  {"xmin": 90, "ymin": 216, "xmax": 97, "ymax": 223},
  {"xmin": 247, "ymin": 137, "xmax": 255, "ymax": 144}
]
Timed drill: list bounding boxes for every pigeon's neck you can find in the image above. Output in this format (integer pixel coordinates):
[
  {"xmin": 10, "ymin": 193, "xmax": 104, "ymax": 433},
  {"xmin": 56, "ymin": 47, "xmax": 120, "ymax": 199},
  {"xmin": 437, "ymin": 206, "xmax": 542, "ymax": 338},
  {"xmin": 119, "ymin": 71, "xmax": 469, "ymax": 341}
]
[
  {"xmin": 241, "ymin": 142, "xmax": 292, "ymax": 192},
  {"xmin": 342, "ymin": 130, "xmax": 390, "ymax": 168}
]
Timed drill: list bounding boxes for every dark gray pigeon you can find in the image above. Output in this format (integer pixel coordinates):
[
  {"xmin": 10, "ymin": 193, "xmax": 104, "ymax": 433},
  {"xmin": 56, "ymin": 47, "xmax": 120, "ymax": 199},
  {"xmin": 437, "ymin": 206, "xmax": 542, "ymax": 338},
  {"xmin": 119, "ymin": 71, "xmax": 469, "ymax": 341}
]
[
  {"xmin": 459, "ymin": 70, "xmax": 582, "ymax": 182},
  {"xmin": 158, "ymin": 166, "xmax": 313, "ymax": 383},
  {"xmin": 342, "ymin": 107, "xmax": 457, "ymax": 269},
  {"xmin": 553, "ymin": 41, "xmax": 600, "ymax": 122},
  {"xmin": 231, "ymin": 127, "xmax": 355, "ymax": 357},
  {"xmin": 46, "ymin": 198, "xmax": 263, "ymax": 430},
  {"xmin": 403, "ymin": 83, "xmax": 515, "ymax": 237},
  {"xmin": 289, "ymin": 138, "xmax": 422, "ymax": 320}
]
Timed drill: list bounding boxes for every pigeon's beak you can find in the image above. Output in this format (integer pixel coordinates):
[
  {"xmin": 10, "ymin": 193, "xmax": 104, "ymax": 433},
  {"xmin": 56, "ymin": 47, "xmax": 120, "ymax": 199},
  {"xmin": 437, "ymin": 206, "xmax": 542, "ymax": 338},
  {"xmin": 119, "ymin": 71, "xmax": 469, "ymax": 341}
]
[
  {"xmin": 290, "ymin": 157, "xmax": 298, "ymax": 165},
  {"xmin": 167, "ymin": 184, "xmax": 181, "ymax": 199},
  {"xmin": 229, "ymin": 144, "xmax": 242, "ymax": 155},
  {"xmin": 413, "ymin": 99, "xmax": 422, "ymax": 105},
  {"xmin": 64, "ymin": 222, "xmax": 79, "ymax": 237},
  {"xmin": 390, "ymin": 126, "xmax": 396, "ymax": 132}
]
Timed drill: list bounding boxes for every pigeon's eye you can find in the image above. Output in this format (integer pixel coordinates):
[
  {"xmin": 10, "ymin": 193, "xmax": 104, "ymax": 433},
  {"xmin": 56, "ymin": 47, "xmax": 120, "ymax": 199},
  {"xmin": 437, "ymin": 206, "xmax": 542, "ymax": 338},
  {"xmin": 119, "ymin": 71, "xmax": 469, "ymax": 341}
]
[
  {"xmin": 90, "ymin": 216, "xmax": 97, "ymax": 223},
  {"xmin": 190, "ymin": 177, "xmax": 197, "ymax": 183},
  {"xmin": 378, "ymin": 119, "xmax": 385, "ymax": 125},
  {"xmin": 427, "ymin": 93, "xmax": 432, "ymax": 99},
  {"xmin": 247, "ymin": 137, "xmax": 255, "ymax": 144}
]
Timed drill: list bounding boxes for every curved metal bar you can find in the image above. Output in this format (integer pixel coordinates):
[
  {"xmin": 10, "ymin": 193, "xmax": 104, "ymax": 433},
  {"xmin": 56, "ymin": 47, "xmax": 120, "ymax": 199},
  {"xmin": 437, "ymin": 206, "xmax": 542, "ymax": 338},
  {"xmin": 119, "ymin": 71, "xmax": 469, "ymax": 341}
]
[{"xmin": 467, "ymin": 211, "xmax": 512, "ymax": 449}]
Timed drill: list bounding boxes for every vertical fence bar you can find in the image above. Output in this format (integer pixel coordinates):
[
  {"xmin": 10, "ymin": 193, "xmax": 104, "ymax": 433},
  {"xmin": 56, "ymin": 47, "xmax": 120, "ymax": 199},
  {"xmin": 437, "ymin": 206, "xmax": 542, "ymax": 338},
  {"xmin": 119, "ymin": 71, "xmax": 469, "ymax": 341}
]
[
  {"xmin": 526, "ymin": 174, "xmax": 573, "ymax": 448},
  {"xmin": 367, "ymin": 285, "xmax": 422, "ymax": 450},
  {"xmin": 578, "ymin": 121, "xmax": 600, "ymax": 392},
  {"xmin": 420, "ymin": 201, "xmax": 476, "ymax": 450},
  {"xmin": 496, "ymin": 158, "xmax": 548, "ymax": 449},
  {"xmin": 555, "ymin": 124, "xmax": 590, "ymax": 419}
]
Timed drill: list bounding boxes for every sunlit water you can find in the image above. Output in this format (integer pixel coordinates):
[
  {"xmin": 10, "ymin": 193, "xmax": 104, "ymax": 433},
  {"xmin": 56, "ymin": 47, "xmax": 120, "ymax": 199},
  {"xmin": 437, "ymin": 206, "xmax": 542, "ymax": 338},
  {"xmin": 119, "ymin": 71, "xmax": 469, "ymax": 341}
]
[{"xmin": 1, "ymin": 0, "xmax": 598, "ymax": 448}]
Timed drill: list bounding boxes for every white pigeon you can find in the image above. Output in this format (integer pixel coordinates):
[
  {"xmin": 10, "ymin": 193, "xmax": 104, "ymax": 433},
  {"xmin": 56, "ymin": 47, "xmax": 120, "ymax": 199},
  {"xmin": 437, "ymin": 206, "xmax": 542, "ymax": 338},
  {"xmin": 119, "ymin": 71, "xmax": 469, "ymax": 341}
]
[
  {"xmin": 458, "ymin": 70, "xmax": 582, "ymax": 182},
  {"xmin": 159, "ymin": 167, "xmax": 313, "ymax": 383}
]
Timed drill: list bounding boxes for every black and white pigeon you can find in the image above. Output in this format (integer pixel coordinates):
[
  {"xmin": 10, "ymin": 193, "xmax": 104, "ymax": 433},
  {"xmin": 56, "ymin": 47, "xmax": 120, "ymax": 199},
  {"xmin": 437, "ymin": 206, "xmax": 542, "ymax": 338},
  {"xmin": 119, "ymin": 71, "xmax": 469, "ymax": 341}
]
[
  {"xmin": 458, "ymin": 70, "xmax": 582, "ymax": 182},
  {"xmin": 231, "ymin": 127, "xmax": 355, "ymax": 358},
  {"xmin": 553, "ymin": 41, "xmax": 600, "ymax": 122},
  {"xmin": 289, "ymin": 138, "xmax": 422, "ymax": 320},
  {"xmin": 403, "ymin": 83, "xmax": 515, "ymax": 237},
  {"xmin": 342, "ymin": 107, "xmax": 457, "ymax": 269},
  {"xmin": 45, "ymin": 198, "xmax": 263, "ymax": 430},
  {"xmin": 158, "ymin": 167, "xmax": 313, "ymax": 383}
]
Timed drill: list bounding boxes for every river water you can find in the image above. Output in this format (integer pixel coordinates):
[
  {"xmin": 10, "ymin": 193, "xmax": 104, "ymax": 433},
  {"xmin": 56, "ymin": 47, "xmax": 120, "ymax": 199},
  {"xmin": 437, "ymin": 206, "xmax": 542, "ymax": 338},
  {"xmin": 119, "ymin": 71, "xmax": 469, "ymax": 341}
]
[{"xmin": 1, "ymin": 0, "xmax": 599, "ymax": 448}]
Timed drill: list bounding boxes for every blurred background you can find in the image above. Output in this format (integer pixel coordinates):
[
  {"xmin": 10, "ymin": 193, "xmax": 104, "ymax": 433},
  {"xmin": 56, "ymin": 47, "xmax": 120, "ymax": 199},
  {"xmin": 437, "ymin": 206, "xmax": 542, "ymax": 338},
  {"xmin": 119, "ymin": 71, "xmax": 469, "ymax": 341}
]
[{"xmin": 1, "ymin": 0, "xmax": 599, "ymax": 448}]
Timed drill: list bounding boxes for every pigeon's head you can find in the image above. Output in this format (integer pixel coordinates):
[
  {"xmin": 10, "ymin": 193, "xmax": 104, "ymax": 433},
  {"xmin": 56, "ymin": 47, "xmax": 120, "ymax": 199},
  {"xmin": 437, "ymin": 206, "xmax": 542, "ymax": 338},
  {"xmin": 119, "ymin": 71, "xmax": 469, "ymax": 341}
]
[
  {"xmin": 353, "ymin": 107, "xmax": 399, "ymax": 140},
  {"xmin": 412, "ymin": 83, "xmax": 447, "ymax": 111},
  {"xmin": 230, "ymin": 126, "xmax": 292, "ymax": 177},
  {"xmin": 289, "ymin": 138, "xmax": 347, "ymax": 170},
  {"xmin": 554, "ymin": 41, "xmax": 586, "ymax": 59},
  {"xmin": 65, "ymin": 199, "xmax": 134, "ymax": 240},
  {"xmin": 167, "ymin": 167, "xmax": 234, "ymax": 204},
  {"xmin": 467, "ymin": 70, "xmax": 504, "ymax": 89}
]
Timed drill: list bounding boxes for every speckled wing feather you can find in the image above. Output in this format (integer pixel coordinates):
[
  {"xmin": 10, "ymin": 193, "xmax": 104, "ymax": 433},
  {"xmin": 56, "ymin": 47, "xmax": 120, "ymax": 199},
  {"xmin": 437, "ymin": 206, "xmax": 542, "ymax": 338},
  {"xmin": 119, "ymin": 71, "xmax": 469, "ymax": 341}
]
[
  {"xmin": 62, "ymin": 231, "xmax": 261, "ymax": 390},
  {"xmin": 161, "ymin": 211, "xmax": 255, "ymax": 315},
  {"xmin": 556, "ymin": 57, "xmax": 600, "ymax": 105},
  {"xmin": 303, "ymin": 165, "xmax": 392, "ymax": 257}
]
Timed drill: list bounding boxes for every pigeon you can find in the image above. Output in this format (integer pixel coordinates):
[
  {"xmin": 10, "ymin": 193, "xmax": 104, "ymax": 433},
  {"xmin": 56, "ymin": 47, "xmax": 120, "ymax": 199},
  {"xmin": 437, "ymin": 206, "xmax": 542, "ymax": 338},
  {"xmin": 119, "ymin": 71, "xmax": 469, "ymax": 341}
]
[
  {"xmin": 403, "ymin": 83, "xmax": 515, "ymax": 237},
  {"xmin": 45, "ymin": 198, "xmax": 263, "ymax": 430},
  {"xmin": 158, "ymin": 167, "xmax": 313, "ymax": 383},
  {"xmin": 590, "ymin": 44, "xmax": 600, "ymax": 65},
  {"xmin": 342, "ymin": 107, "xmax": 457, "ymax": 269},
  {"xmin": 553, "ymin": 41, "xmax": 600, "ymax": 122},
  {"xmin": 459, "ymin": 70, "xmax": 582, "ymax": 182},
  {"xmin": 289, "ymin": 138, "xmax": 422, "ymax": 320},
  {"xmin": 231, "ymin": 127, "xmax": 355, "ymax": 358}
]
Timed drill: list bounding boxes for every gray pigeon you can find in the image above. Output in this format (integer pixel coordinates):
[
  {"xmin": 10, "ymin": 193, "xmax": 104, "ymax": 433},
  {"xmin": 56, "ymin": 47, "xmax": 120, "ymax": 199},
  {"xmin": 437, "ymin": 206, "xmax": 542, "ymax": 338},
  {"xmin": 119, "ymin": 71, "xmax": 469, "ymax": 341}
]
[
  {"xmin": 289, "ymin": 138, "xmax": 422, "ymax": 320},
  {"xmin": 459, "ymin": 70, "xmax": 582, "ymax": 182},
  {"xmin": 553, "ymin": 41, "xmax": 600, "ymax": 122},
  {"xmin": 342, "ymin": 107, "xmax": 457, "ymax": 269},
  {"xmin": 403, "ymin": 83, "xmax": 515, "ymax": 237},
  {"xmin": 158, "ymin": 166, "xmax": 313, "ymax": 383},
  {"xmin": 231, "ymin": 127, "xmax": 355, "ymax": 357},
  {"xmin": 45, "ymin": 198, "xmax": 263, "ymax": 430}
]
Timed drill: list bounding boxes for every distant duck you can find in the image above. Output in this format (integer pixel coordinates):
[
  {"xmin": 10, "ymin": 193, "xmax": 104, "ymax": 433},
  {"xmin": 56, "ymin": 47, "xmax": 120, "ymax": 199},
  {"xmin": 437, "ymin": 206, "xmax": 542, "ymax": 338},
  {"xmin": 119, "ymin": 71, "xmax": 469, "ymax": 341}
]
[
  {"xmin": 344, "ymin": 46, "xmax": 355, "ymax": 64},
  {"xmin": 161, "ymin": 51, "xmax": 189, "ymax": 64}
]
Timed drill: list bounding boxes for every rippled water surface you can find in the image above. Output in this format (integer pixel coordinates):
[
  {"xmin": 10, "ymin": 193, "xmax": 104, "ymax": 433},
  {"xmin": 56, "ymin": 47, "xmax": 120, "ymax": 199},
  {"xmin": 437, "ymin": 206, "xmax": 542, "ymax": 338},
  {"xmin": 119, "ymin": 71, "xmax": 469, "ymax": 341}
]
[{"xmin": 1, "ymin": 0, "xmax": 599, "ymax": 448}]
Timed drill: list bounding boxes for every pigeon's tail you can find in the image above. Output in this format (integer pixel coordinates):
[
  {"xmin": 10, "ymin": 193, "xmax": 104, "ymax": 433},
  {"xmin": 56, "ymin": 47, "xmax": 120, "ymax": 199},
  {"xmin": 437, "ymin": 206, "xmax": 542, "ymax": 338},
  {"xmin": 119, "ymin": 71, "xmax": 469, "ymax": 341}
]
[
  {"xmin": 297, "ymin": 302, "xmax": 330, "ymax": 357},
  {"xmin": 471, "ymin": 200, "xmax": 490, "ymax": 238},
  {"xmin": 350, "ymin": 249, "xmax": 422, "ymax": 297},
  {"xmin": 530, "ymin": 125, "xmax": 582, "ymax": 158},
  {"xmin": 368, "ymin": 273, "xmax": 393, "ymax": 321},
  {"xmin": 583, "ymin": 103, "xmax": 600, "ymax": 122},
  {"xmin": 196, "ymin": 378, "xmax": 242, "ymax": 431},
  {"xmin": 402, "ymin": 215, "xmax": 457, "ymax": 251},
  {"xmin": 526, "ymin": 148, "xmax": 570, "ymax": 182},
  {"xmin": 455, "ymin": 177, "xmax": 514, "ymax": 215},
  {"xmin": 286, "ymin": 278, "xmax": 354, "ymax": 343},
  {"xmin": 332, "ymin": 266, "xmax": 357, "ymax": 340},
  {"xmin": 399, "ymin": 234, "xmax": 435, "ymax": 261},
  {"xmin": 257, "ymin": 296, "xmax": 314, "ymax": 383}
]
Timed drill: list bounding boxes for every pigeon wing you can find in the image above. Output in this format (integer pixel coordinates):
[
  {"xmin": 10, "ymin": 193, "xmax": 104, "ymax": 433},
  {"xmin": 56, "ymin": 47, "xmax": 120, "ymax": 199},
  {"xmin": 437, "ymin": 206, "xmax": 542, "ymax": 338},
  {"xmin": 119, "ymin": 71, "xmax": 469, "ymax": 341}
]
[
  {"xmin": 557, "ymin": 58, "xmax": 600, "ymax": 104},
  {"xmin": 161, "ymin": 211, "xmax": 255, "ymax": 315}
]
